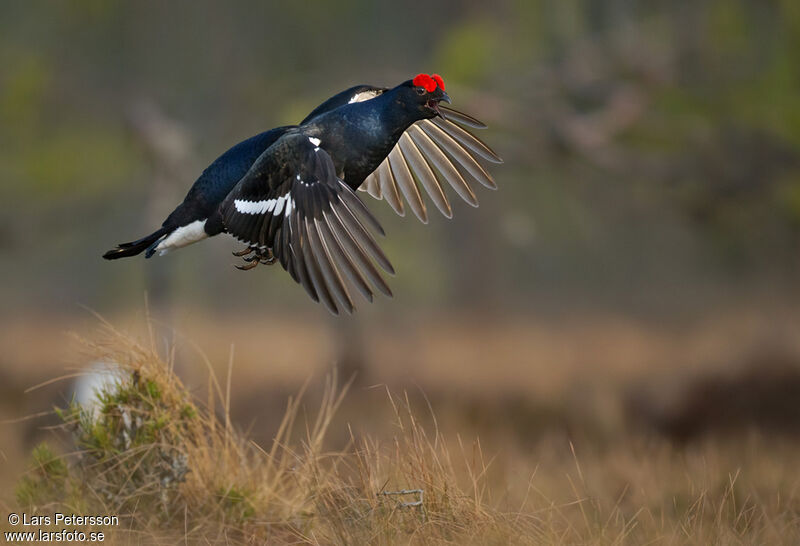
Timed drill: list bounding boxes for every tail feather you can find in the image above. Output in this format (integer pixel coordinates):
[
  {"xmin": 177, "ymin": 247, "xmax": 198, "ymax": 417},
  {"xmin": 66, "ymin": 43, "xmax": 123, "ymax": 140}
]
[{"xmin": 103, "ymin": 227, "xmax": 168, "ymax": 260}]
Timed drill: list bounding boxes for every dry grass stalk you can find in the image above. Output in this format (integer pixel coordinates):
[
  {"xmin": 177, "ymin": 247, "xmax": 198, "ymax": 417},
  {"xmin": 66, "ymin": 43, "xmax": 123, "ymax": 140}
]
[{"xmin": 11, "ymin": 318, "xmax": 800, "ymax": 544}]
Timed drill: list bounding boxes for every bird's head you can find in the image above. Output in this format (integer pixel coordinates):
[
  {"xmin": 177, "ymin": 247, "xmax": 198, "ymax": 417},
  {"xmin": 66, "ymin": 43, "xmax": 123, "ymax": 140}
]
[{"xmin": 393, "ymin": 73, "xmax": 450, "ymax": 120}]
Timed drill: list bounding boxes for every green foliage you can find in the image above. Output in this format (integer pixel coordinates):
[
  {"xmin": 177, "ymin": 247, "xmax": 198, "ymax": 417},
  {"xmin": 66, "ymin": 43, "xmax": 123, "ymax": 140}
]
[
  {"xmin": 180, "ymin": 404, "xmax": 197, "ymax": 420},
  {"xmin": 15, "ymin": 443, "xmax": 68, "ymax": 509},
  {"xmin": 144, "ymin": 378, "xmax": 161, "ymax": 400},
  {"xmin": 19, "ymin": 366, "xmax": 197, "ymax": 522},
  {"xmin": 218, "ymin": 486, "xmax": 256, "ymax": 522},
  {"xmin": 66, "ymin": 370, "xmax": 191, "ymax": 516}
]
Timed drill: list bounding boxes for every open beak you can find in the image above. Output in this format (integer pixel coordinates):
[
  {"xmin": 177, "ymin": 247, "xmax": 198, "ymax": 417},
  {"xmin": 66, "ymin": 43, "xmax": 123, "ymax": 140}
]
[{"xmin": 428, "ymin": 92, "xmax": 451, "ymax": 118}]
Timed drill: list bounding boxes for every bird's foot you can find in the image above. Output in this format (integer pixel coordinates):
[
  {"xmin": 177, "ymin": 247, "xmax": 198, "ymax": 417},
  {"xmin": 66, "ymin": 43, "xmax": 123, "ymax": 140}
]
[{"xmin": 234, "ymin": 247, "xmax": 275, "ymax": 270}]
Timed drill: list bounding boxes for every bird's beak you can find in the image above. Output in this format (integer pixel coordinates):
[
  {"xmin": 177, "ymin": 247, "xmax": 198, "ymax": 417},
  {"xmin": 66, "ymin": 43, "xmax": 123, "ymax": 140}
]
[{"xmin": 430, "ymin": 91, "xmax": 450, "ymax": 118}]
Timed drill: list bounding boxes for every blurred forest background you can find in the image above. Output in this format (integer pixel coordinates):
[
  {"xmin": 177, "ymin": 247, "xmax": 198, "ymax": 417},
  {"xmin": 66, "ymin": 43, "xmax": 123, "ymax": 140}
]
[
  {"xmin": 2, "ymin": 0, "xmax": 800, "ymax": 316},
  {"xmin": 2, "ymin": 1, "xmax": 800, "ymax": 540}
]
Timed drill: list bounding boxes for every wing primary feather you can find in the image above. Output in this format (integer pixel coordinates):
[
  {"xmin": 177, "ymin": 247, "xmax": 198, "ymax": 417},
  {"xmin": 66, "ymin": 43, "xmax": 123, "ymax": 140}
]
[
  {"xmin": 439, "ymin": 106, "xmax": 488, "ymax": 129},
  {"xmin": 338, "ymin": 183, "xmax": 386, "ymax": 236},
  {"xmin": 290, "ymin": 212, "xmax": 319, "ymax": 302},
  {"xmin": 369, "ymin": 169, "xmax": 383, "ymax": 200},
  {"xmin": 308, "ymin": 215, "xmax": 354, "ymax": 314},
  {"xmin": 279, "ymin": 215, "xmax": 299, "ymax": 282},
  {"xmin": 299, "ymin": 214, "xmax": 339, "ymax": 315},
  {"xmin": 431, "ymin": 117, "xmax": 503, "ymax": 164},
  {"xmin": 408, "ymin": 125, "xmax": 479, "ymax": 207},
  {"xmin": 398, "ymin": 133, "xmax": 452, "ymax": 218},
  {"xmin": 420, "ymin": 120, "xmax": 497, "ymax": 190},
  {"xmin": 267, "ymin": 201, "xmax": 284, "ymax": 243},
  {"xmin": 240, "ymin": 210, "xmax": 260, "ymax": 247},
  {"xmin": 257, "ymin": 209, "xmax": 271, "ymax": 248},
  {"xmin": 324, "ymin": 208, "xmax": 393, "ymax": 297},
  {"xmin": 377, "ymin": 161, "xmax": 404, "ymax": 216},
  {"xmin": 362, "ymin": 173, "xmax": 383, "ymax": 200},
  {"xmin": 317, "ymin": 215, "xmax": 373, "ymax": 302},
  {"xmin": 285, "ymin": 244, "xmax": 298, "ymax": 281},
  {"xmin": 277, "ymin": 214, "xmax": 291, "ymax": 269},
  {"xmin": 332, "ymin": 197, "xmax": 395, "ymax": 275},
  {"xmin": 388, "ymin": 146, "xmax": 427, "ymax": 223}
]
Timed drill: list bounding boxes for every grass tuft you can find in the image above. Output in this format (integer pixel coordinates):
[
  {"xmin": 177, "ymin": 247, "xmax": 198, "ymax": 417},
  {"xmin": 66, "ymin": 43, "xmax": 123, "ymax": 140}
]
[{"xmin": 12, "ymin": 319, "xmax": 800, "ymax": 544}]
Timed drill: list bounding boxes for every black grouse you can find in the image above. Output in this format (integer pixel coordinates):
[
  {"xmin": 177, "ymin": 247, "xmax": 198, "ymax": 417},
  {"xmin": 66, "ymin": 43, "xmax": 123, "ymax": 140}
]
[{"xmin": 103, "ymin": 73, "xmax": 502, "ymax": 314}]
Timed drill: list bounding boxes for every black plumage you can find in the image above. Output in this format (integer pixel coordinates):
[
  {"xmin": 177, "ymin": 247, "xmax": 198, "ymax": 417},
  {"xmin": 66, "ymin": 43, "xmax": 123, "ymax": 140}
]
[{"xmin": 103, "ymin": 74, "xmax": 502, "ymax": 314}]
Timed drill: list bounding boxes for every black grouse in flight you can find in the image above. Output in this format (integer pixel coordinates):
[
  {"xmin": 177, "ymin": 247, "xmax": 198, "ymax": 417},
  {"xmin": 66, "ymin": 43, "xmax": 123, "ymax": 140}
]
[{"xmin": 104, "ymin": 74, "xmax": 502, "ymax": 314}]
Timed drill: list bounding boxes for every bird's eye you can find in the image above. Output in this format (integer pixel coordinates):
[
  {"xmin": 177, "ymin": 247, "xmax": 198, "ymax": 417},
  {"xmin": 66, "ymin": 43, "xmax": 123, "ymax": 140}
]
[{"xmin": 415, "ymin": 87, "xmax": 426, "ymax": 95}]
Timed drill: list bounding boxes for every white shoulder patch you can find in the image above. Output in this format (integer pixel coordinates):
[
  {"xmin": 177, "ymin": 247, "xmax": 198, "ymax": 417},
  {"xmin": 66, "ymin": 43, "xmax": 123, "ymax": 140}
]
[
  {"xmin": 348, "ymin": 89, "xmax": 381, "ymax": 104},
  {"xmin": 308, "ymin": 137, "xmax": 321, "ymax": 147}
]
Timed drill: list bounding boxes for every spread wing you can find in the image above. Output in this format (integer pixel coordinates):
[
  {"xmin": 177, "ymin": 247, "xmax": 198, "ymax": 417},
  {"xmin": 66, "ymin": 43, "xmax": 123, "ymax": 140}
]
[
  {"xmin": 220, "ymin": 132, "xmax": 394, "ymax": 315},
  {"xmin": 359, "ymin": 105, "xmax": 503, "ymax": 223},
  {"xmin": 301, "ymin": 85, "xmax": 503, "ymax": 223}
]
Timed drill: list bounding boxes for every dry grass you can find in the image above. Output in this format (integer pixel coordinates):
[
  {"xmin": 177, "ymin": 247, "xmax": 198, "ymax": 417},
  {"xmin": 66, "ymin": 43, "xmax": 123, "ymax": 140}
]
[{"xmin": 8, "ymin": 319, "xmax": 800, "ymax": 544}]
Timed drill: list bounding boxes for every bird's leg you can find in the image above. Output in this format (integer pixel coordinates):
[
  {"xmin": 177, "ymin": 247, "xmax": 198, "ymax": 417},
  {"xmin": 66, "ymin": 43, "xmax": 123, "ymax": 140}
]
[{"xmin": 258, "ymin": 248, "xmax": 276, "ymax": 265}]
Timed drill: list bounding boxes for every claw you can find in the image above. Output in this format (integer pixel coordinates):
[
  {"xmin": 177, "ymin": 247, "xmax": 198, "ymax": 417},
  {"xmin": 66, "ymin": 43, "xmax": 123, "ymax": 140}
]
[
  {"xmin": 234, "ymin": 246, "xmax": 276, "ymax": 270},
  {"xmin": 235, "ymin": 260, "xmax": 260, "ymax": 271},
  {"xmin": 232, "ymin": 246, "xmax": 254, "ymax": 257}
]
